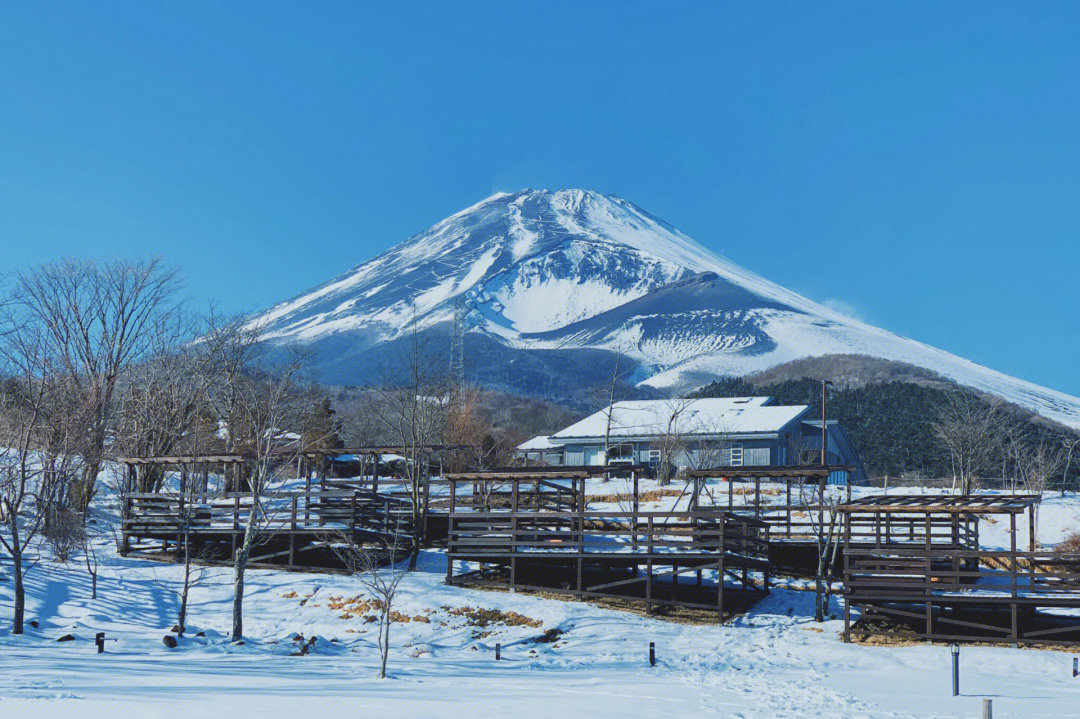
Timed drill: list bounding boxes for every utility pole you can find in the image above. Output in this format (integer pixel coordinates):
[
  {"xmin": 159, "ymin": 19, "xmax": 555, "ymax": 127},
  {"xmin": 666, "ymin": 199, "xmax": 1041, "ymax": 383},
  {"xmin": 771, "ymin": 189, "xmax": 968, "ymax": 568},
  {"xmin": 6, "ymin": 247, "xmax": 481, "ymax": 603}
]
[{"xmin": 820, "ymin": 380, "xmax": 832, "ymax": 466}]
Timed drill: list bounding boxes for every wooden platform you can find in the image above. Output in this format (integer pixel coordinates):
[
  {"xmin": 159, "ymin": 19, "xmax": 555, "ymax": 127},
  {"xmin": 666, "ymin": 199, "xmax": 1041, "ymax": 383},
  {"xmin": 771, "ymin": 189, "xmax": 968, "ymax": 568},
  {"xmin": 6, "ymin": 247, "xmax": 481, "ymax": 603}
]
[
  {"xmin": 444, "ymin": 472, "xmax": 770, "ymax": 616},
  {"xmin": 121, "ymin": 489, "xmax": 413, "ymax": 568},
  {"xmin": 837, "ymin": 493, "xmax": 1080, "ymax": 645}
]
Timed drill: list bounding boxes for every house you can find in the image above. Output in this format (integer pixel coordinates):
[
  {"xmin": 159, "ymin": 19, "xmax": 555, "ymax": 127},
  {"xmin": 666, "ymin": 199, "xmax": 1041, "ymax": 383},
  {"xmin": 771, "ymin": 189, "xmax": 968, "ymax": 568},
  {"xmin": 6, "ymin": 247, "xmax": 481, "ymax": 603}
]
[
  {"xmin": 515, "ymin": 435, "xmax": 564, "ymax": 466},
  {"xmin": 517, "ymin": 396, "xmax": 867, "ymax": 484}
]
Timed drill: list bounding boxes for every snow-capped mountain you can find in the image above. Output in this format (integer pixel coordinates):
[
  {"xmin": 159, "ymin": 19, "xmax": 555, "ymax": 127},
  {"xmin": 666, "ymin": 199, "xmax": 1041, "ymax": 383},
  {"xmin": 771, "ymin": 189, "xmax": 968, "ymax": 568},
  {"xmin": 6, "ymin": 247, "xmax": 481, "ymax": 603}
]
[{"xmin": 251, "ymin": 189, "xmax": 1080, "ymax": 428}]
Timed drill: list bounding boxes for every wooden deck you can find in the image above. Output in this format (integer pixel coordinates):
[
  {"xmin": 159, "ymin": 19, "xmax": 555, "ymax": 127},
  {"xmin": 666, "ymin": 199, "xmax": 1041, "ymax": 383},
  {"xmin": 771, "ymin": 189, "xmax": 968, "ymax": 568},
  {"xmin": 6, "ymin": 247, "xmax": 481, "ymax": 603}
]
[
  {"xmin": 121, "ymin": 489, "xmax": 414, "ymax": 568},
  {"xmin": 838, "ymin": 493, "xmax": 1080, "ymax": 645},
  {"xmin": 444, "ymin": 472, "xmax": 770, "ymax": 616}
]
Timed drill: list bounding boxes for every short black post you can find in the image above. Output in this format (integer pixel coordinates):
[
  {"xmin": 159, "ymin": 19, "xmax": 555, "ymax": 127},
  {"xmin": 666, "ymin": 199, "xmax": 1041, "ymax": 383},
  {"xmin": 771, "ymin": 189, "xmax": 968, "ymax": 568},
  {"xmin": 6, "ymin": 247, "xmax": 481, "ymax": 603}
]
[
  {"xmin": 950, "ymin": 643, "xmax": 960, "ymax": 696},
  {"xmin": 495, "ymin": 643, "xmax": 501, "ymax": 661},
  {"xmin": 649, "ymin": 641, "xmax": 656, "ymax": 667},
  {"xmin": 96, "ymin": 632, "xmax": 105, "ymax": 654},
  {"xmin": 1073, "ymin": 657, "xmax": 1078, "ymax": 678}
]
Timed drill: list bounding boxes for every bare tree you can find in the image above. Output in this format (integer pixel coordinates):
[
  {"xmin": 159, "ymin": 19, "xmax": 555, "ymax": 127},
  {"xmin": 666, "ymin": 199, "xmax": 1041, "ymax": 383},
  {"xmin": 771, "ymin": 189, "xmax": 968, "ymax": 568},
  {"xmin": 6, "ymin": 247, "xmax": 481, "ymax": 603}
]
[
  {"xmin": 1062, "ymin": 436, "xmax": 1080, "ymax": 497},
  {"xmin": 332, "ymin": 533, "xmax": 407, "ymax": 679},
  {"xmin": 654, "ymin": 398, "xmax": 692, "ymax": 485},
  {"xmin": 369, "ymin": 323, "xmax": 449, "ymax": 570},
  {"xmin": 8, "ymin": 258, "xmax": 180, "ymax": 514},
  {"xmin": 43, "ymin": 504, "xmax": 83, "ymax": 562},
  {"xmin": 201, "ymin": 318, "xmax": 318, "ymax": 640},
  {"xmin": 1012, "ymin": 439, "xmax": 1062, "ymax": 541},
  {"xmin": 113, "ymin": 313, "xmax": 216, "ymax": 495},
  {"xmin": 796, "ymin": 479, "xmax": 842, "ymax": 622},
  {"xmin": 933, "ymin": 392, "xmax": 1006, "ymax": 494},
  {"xmin": 595, "ymin": 351, "xmax": 630, "ymax": 468},
  {"xmin": 0, "ymin": 307, "xmax": 90, "ymax": 634},
  {"xmin": 81, "ymin": 523, "xmax": 100, "ymax": 601}
]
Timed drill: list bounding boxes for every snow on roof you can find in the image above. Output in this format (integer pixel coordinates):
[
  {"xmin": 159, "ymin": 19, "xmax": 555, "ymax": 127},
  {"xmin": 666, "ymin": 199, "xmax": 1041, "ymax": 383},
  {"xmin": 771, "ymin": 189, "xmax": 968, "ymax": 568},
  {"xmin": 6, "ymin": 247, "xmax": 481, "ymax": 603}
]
[
  {"xmin": 517, "ymin": 435, "xmax": 558, "ymax": 451},
  {"xmin": 549, "ymin": 397, "xmax": 808, "ymax": 442}
]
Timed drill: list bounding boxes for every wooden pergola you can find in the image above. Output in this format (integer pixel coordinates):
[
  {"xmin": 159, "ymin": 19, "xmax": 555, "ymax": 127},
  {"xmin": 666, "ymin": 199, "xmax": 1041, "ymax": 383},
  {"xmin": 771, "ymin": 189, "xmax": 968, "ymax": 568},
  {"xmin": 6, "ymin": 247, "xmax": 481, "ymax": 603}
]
[
  {"xmin": 444, "ymin": 468, "xmax": 771, "ymax": 617},
  {"xmin": 837, "ymin": 494, "xmax": 1041, "ymax": 552},
  {"xmin": 686, "ymin": 465, "xmax": 857, "ymax": 542},
  {"xmin": 835, "ymin": 493, "xmax": 1080, "ymax": 646}
]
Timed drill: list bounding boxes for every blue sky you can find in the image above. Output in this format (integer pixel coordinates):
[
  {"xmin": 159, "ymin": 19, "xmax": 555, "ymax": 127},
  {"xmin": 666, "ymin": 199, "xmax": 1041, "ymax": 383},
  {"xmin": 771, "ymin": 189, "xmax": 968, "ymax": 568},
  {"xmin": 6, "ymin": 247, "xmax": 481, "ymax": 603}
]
[{"xmin": 3, "ymin": 2, "xmax": 1079, "ymax": 395}]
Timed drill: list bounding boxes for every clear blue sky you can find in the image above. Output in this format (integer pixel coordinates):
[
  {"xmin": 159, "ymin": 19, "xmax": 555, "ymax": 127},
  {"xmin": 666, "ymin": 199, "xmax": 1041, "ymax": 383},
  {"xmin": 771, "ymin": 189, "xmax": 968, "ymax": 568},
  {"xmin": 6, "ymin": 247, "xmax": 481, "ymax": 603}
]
[{"xmin": 3, "ymin": 2, "xmax": 1079, "ymax": 395}]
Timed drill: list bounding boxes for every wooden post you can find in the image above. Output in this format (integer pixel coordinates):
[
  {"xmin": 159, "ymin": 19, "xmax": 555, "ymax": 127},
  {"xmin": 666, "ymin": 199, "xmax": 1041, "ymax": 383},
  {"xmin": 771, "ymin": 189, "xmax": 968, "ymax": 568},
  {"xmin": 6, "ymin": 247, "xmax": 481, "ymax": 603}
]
[
  {"xmin": 717, "ymin": 516, "xmax": 725, "ymax": 619},
  {"xmin": 842, "ymin": 551, "xmax": 851, "ymax": 642},
  {"xmin": 646, "ymin": 516, "xmax": 654, "ymax": 613},
  {"xmin": 445, "ymin": 479, "xmax": 456, "ymax": 585},
  {"xmin": 785, "ymin": 481, "xmax": 791, "ymax": 539},
  {"xmin": 175, "ymin": 492, "xmax": 184, "ymax": 560},
  {"xmin": 1028, "ymin": 505, "xmax": 1036, "ymax": 551},
  {"xmin": 121, "ymin": 496, "xmax": 131, "ymax": 556}
]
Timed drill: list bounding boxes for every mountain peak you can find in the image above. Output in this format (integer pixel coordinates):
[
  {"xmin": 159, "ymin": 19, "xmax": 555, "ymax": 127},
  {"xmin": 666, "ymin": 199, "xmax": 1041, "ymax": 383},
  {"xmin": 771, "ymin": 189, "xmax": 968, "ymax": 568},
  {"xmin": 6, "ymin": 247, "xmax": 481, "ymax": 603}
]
[{"xmin": 250, "ymin": 191, "xmax": 1080, "ymax": 428}]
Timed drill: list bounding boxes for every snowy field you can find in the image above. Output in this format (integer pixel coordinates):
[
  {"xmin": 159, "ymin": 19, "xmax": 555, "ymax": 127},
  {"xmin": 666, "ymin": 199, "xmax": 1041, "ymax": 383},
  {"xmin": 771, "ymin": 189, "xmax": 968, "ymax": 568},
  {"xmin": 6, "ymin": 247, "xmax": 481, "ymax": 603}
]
[{"xmin": 3, "ymin": 479, "xmax": 1080, "ymax": 718}]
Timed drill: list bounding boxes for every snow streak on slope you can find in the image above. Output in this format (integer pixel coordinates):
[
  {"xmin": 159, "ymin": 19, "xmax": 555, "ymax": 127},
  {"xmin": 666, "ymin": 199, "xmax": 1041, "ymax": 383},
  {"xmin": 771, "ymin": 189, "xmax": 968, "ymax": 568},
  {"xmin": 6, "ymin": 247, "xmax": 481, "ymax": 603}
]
[{"xmin": 248, "ymin": 189, "xmax": 1080, "ymax": 428}]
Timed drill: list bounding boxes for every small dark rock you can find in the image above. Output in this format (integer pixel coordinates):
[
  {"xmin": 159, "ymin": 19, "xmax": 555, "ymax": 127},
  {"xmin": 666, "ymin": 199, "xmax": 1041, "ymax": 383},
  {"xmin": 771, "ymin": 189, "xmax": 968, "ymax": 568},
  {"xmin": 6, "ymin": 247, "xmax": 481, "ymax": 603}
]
[
  {"xmin": 195, "ymin": 631, "xmax": 206, "ymax": 637},
  {"xmin": 162, "ymin": 635, "xmax": 178, "ymax": 648},
  {"xmin": 29, "ymin": 620, "xmax": 39, "ymax": 629},
  {"xmin": 171, "ymin": 625, "xmax": 181, "ymax": 633},
  {"xmin": 57, "ymin": 634, "xmax": 76, "ymax": 642}
]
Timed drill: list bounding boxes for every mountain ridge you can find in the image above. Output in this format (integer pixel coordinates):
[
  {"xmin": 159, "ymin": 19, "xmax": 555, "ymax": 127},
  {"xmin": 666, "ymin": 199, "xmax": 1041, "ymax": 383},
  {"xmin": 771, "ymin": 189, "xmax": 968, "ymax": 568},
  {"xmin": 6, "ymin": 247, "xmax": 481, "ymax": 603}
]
[{"xmin": 249, "ymin": 188, "xmax": 1080, "ymax": 429}]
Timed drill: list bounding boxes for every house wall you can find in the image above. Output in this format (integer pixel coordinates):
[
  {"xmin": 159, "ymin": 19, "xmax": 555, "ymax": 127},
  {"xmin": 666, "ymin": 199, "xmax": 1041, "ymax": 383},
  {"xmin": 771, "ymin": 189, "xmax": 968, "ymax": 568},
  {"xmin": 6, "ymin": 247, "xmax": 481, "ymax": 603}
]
[
  {"xmin": 552, "ymin": 422, "xmax": 865, "ymax": 484},
  {"xmin": 563, "ymin": 438, "xmax": 780, "ymax": 469}
]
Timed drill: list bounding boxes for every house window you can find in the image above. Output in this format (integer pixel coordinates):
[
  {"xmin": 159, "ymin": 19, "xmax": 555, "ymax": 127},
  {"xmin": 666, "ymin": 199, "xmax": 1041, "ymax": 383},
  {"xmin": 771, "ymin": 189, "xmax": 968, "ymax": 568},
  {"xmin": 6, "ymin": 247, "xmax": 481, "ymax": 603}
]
[
  {"xmin": 728, "ymin": 444, "xmax": 743, "ymax": 467},
  {"xmin": 647, "ymin": 449, "xmax": 660, "ymax": 466}
]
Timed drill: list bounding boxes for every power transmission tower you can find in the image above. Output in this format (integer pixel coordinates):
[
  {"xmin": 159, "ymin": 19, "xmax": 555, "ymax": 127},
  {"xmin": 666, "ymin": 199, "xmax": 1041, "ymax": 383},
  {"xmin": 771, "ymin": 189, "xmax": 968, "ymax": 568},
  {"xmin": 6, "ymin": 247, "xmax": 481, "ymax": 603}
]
[{"xmin": 450, "ymin": 297, "xmax": 465, "ymax": 391}]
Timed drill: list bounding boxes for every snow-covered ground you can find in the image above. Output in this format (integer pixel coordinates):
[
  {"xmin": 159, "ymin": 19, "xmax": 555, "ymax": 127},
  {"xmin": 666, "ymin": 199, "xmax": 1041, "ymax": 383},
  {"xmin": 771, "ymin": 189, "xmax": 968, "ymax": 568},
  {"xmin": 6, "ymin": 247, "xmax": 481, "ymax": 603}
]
[{"xmin": 3, "ymin": 478, "xmax": 1080, "ymax": 718}]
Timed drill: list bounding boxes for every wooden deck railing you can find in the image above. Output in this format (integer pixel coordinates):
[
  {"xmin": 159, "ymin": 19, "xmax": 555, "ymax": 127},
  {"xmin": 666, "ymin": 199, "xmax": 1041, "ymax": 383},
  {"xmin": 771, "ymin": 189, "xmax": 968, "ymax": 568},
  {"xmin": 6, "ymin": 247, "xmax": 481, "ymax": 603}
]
[
  {"xmin": 447, "ymin": 510, "xmax": 769, "ymax": 563},
  {"xmin": 844, "ymin": 547, "xmax": 1080, "ymax": 600},
  {"xmin": 122, "ymin": 489, "xmax": 415, "ymax": 539}
]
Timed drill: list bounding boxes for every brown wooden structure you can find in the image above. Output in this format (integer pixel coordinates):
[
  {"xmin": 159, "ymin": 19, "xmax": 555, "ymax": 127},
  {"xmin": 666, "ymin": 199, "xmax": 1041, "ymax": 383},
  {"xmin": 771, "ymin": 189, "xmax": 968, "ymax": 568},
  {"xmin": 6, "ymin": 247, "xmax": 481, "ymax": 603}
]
[
  {"xmin": 121, "ymin": 488, "xmax": 412, "ymax": 569},
  {"xmin": 686, "ymin": 466, "xmax": 855, "ymax": 572},
  {"xmin": 839, "ymin": 494, "xmax": 1080, "ymax": 645},
  {"xmin": 444, "ymin": 470, "xmax": 770, "ymax": 616},
  {"xmin": 117, "ymin": 448, "xmax": 462, "ymax": 567}
]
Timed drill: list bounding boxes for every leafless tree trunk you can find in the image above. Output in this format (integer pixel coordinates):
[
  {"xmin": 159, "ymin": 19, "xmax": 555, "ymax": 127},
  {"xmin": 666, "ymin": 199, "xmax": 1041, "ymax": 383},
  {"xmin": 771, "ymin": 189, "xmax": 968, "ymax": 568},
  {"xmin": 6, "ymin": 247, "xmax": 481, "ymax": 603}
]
[
  {"xmin": 0, "ymin": 305, "xmax": 90, "ymax": 634},
  {"xmin": 654, "ymin": 398, "xmax": 691, "ymax": 485},
  {"xmin": 1062, "ymin": 436, "xmax": 1080, "ymax": 497},
  {"xmin": 1012, "ymin": 439, "xmax": 1062, "ymax": 541},
  {"xmin": 8, "ymin": 258, "xmax": 180, "ymax": 514},
  {"xmin": 200, "ymin": 318, "xmax": 318, "ymax": 640},
  {"xmin": 797, "ymin": 480, "xmax": 841, "ymax": 622},
  {"xmin": 332, "ymin": 532, "xmax": 407, "ymax": 679},
  {"xmin": 81, "ymin": 524, "xmax": 99, "ymax": 600},
  {"xmin": 595, "ymin": 351, "xmax": 630, "ymax": 470},
  {"xmin": 369, "ymin": 320, "xmax": 449, "ymax": 571},
  {"xmin": 933, "ymin": 392, "xmax": 1006, "ymax": 494}
]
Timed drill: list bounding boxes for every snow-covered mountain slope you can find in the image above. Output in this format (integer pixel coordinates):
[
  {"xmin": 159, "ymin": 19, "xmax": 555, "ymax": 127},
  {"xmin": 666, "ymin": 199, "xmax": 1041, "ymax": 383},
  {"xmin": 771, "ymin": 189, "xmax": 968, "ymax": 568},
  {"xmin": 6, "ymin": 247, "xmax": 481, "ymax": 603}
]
[{"xmin": 250, "ymin": 189, "xmax": 1080, "ymax": 428}]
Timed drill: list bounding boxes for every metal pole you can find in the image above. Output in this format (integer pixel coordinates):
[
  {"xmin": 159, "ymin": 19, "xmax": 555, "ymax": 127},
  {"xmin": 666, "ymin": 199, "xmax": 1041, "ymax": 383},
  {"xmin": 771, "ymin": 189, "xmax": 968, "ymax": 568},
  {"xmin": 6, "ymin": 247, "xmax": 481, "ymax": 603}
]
[
  {"xmin": 951, "ymin": 643, "xmax": 960, "ymax": 696},
  {"xmin": 820, "ymin": 380, "xmax": 827, "ymax": 466},
  {"xmin": 982, "ymin": 699, "xmax": 992, "ymax": 719},
  {"xmin": 649, "ymin": 641, "xmax": 656, "ymax": 667}
]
